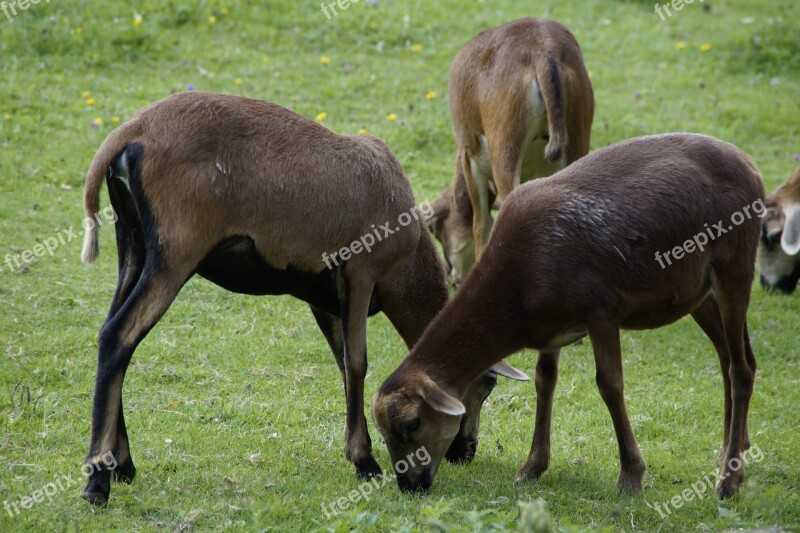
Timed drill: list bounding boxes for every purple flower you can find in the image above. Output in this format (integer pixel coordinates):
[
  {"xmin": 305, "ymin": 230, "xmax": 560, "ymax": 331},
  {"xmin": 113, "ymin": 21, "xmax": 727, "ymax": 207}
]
[
  {"xmin": 794, "ymin": 153, "xmax": 800, "ymax": 161},
  {"xmin": 187, "ymin": 84, "xmax": 195, "ymax": 91}
]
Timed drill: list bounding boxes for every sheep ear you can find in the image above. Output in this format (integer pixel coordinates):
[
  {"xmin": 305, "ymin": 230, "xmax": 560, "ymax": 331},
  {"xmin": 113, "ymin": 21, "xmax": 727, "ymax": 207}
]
[
  {"xmin": 489, "ymin": 361, "xmax": 530, "ymax": 381},
  {"xmin": 417, "ymin": 378, "xmax": 466, "ymax": 417},
  {"xmin": 781, "ymin": 205, "xmax": 800, "ymax": 256}
]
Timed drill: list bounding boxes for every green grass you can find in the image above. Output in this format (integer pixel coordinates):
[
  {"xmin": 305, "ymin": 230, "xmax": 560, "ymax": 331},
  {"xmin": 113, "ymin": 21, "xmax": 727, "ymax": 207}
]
[{"xmin": 1, "ymin": 0, "xmax": 799, "ymax": 531}]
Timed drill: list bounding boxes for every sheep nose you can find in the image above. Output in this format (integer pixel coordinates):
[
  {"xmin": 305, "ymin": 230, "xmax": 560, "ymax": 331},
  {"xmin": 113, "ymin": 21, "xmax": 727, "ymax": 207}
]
[
  {"xmin": 766, "ymin": 230, "xmax": 781, "ymax": 247},
  {"xmin": 420, "ymin": 469, "xmax": 434, "ymax": 491},
  {"xmin": 761, "ymin": 222, "xmax": 781, "ymax": 247},
  {"xmin": 397, "ymin": 470, "xmax": 433, "ymax": 493}
]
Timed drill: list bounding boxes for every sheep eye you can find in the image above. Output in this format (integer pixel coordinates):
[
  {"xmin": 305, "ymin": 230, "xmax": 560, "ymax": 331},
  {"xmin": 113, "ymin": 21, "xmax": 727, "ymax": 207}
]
[{"xmin": 406, "ymin": 418, "xmax": 421, "ymax": 433}]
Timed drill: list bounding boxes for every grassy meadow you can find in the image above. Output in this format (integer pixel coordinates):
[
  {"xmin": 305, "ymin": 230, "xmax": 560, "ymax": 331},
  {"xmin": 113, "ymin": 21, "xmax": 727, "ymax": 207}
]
[{"xmin": 1, "ymin": 0, "xmax": 799, "ymax": 531}]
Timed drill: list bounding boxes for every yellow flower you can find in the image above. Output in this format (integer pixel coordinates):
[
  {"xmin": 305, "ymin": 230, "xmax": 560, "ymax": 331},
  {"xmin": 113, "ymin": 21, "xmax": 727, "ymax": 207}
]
[
  {"xmin": 112, "ymin": 116, "xmax": 121, "ymax": 124},
  {"xmin": 86, "ymin": 98, "xmax": 95, "ymax": 106},
  {"xmin": 316, "ymin": 112, "xmax": 327, "ymax": 122},
  {"xmin": 75, "ymin": 27, "xmax": 84, "ymax": 35},
  {"xmin": 235, "ymin": 78, "xmax": 243, "ymax": 86},
  {"xmin": 699, "ymin": 43, "xmax": 712, "ymax": 52},
  {"xmin": 263, "ymin": 55, "xmax": 270, "ymax": 65},
  {"xmin": 425, "ymin": 91, "xmax": 437, "ymax": 100},
  {"xmin": 320, "ymin": 55, "xmax": 331, "ymax": 65},
  {"xmin": 4, "ymin": 113, "xmax": 12, "ymax": 121},
  {"xmin": 133, "ymin": 15, "xmax": 142, "ymax": 27},
  {"xmin": 208, "ymin": 15, "xmax": 218, "ymax": 25},
  {"xmin": 357, "ymin": 128, "xmax": 368, "ymax": 135},
  {"xmin": 92, "ymin": 117, "xmax": 104, "ymax": 126},
  {"xmin": 81, "ymin": 90, "xmax": 90, "ymax": 98},
  {"xmin": 411, "ymin": 44, "xmax": 423, "ymax": 52},
  {"xmin": 674, "ymin": 41, "xmax": 686, "ymax": 50},
  {"xmin": 387, "ymin": 113, "xmax": 398, "ymax": 121},
  {"xmin": 221, "ymin": 7, "xmax": 229, "ymax": 15},
  {"xmin": 588, "ymin": 70, "xmax": 593, "ymax": 80}
]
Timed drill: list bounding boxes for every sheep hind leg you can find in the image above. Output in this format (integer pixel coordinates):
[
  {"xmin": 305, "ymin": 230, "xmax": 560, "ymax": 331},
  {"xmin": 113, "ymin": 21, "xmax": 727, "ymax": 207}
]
[
  {"xmin": 712, "ymin": 271, "xmax": 756, "ymax": 499},
  {"xmin": 516, "ymin": 350, "xmax": 560, "ymax": 482},
  {"xmin": 310, "ymin": 305, "xmax": 347, "ymax": 395},
  {"xmin": 690, "ymin": 296, "xmax": 753, "ymax": 471},
  {"xmin": 82, "ymin": 257, "xmax": 194, "ymax": 505},
  {"xmin": 103, "ymin": 174, "xmax": 147, "ymax": 485}
]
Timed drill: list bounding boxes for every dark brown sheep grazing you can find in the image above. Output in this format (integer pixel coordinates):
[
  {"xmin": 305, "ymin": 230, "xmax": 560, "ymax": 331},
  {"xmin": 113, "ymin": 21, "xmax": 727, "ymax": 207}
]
[
  {"xmin": 79, "ymin": 91, "xmax": 524, "ymax": 505},
  {"xmin": 373, "ymin": 133, "xmax": 764, "ymax": 500}
]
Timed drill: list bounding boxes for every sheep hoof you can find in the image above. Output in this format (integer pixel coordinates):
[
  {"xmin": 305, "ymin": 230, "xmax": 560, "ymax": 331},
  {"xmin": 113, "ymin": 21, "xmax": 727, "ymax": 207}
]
[
  {"xmin": 81, "ymin": 488, "xmax": 109, "ymax": 506},
  {"xmin": 445, "ymin": 435, "xmax": 477, "ymax": 464},
  {"xmin": 112, "ymin": 457, "xmax": 137, "ymax": 484},
  {"xmin": 355, "ymin": 456, "xmax": 382, "ymax": 480},
  {"xmin": 515, "ymin": 459, "xmax": 549, "ymax": 483},
  {"xmin": 82, "ymin": 469, "xmax": 111, "ymax": 506},
  {"xmin": 716, "ymin": 470, "xmax": 743, "ymax": 500},
  {"xmin": 616, "ymin": 470, "xmax": 644, "ymax": 495}
]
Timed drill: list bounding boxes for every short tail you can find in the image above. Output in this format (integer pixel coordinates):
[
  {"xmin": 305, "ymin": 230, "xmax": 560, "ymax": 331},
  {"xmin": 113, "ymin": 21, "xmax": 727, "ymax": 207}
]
[
  {"xmin": 536, "ymin": 56, "xmax": 567, "ymax": 162},
  {"xmin": 81, "ymin": 121, "xmax": 141, "ymax": 264}
]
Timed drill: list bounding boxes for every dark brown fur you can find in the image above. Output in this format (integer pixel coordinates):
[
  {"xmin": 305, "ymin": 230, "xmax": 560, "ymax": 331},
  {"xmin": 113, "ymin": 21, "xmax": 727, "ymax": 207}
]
[{"xmin": 374, "ymin": 133, "xmax": 764, "ymax": 500}]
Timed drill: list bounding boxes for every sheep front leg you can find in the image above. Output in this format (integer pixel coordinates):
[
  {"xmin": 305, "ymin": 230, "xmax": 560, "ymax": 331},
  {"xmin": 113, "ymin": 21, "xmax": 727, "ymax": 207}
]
[
  {"xmin": 445, "ymin": 372, "xmax": 496, "ymax": 464},
  {"xmin": 337, "ymin": 271, "xmax": 382, "ymax": 479}
]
